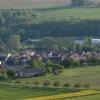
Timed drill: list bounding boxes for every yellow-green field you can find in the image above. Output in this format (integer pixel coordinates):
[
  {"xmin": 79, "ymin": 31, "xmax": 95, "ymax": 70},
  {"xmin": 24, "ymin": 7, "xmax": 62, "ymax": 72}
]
[{"xmin": 21, "ymin": 90, "xmax": 98, "ymax": 100}]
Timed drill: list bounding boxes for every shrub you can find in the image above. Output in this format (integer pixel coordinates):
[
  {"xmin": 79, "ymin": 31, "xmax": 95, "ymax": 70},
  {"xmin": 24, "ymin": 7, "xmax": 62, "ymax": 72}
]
[
  {"xmin": 25, "ymin": 82, "xmax": 29, "ymax": 85},
  {"xmin": 15, "ymin": 79, "xmax": 21, "ymax": 84},
  {"xmin": 43, "ymin": 81, "xmax": 51, "ymax": 86},
  {"xmin": 63, "ymin": 83, "xmax": 72, "ymax": 87},
  {"xmin": 6, "ymin": 79, "xmax": 12, "ymax": 83},
  {"xmin": 33, "ymin": 81, "xmax": 39, "ymax": 86},
  {"xmin": 83, "ymin": 83, "xmax": 90, "ymax": 88},
  {"xmin": 0, "ymin": 74, "xmax": 7, "ymax": 81},
  {"xmin": 6, "ymin": 70, "xmax": 16, "ymax": 78},
  {"xmin": 73, "ymin": 83, "xmax": 82, "ymax": 88},
  {"xmin": 53, "ymin": 81, "xmax": 61, "ymax": 86}
]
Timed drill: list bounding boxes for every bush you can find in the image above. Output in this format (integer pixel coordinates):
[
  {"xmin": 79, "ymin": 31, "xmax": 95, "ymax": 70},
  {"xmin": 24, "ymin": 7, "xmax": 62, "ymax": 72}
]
[
  {"xmin": 33, "ymin": 81, "xmax": 39, "ymax": 86},
  {"xmin": 15, "ymin": 80, "xmax": 21, "ymax": 84},
  {"xmin": 73, "ymin": 83, "xmax": 82, "ymax": 88},
  {"xmin": 83, "ymin": 83, "xmax": 90, "ymax": 88},
  {"xmin": 0, "ymin": 74, "xmax": 7, "ymax": 81},
  {"xmin": 43, "ymin": 81, "xmax": 51, "ymax": 86},
  {"xmin": 6, "ymin": 79, "xmax": 12, "ymax": 83},
  {"xmin": 63, "ymin": 83, "xmax": 72, "ymax": 87},
  {"xmin": 25, "ymin": 82, "xmax": 29, "ymax": 85},
  {"xmin": 53, "ymin": 81, "xmax": 61, "ymax": 86},
  {"xmin": 6, "ymin": 70, "xmax": 16, "ymax": 78},
  {"xmin": 61, "ymin": 58, "xmax": 80, "ymax": 68}
]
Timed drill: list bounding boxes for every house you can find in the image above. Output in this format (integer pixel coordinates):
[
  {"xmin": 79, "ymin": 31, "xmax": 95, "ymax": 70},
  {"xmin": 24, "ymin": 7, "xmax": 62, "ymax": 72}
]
[
  {"xmin": 91, "ymin": 39, "xmax": 100, "ymax": 45},
  {"xmin": 0, "ymin": 54, "xmax": 7, "ymax": 61},
  {"xmin": 16, "ymin": 69, "xmax": 45, "ymax": 78},
  {"xmin": 0, "ymin": 61, "xmax": 2, "ymax": 68},
  {"xmin": 50, "ymin": 56, "xmax": 62, "ymax": 64}
]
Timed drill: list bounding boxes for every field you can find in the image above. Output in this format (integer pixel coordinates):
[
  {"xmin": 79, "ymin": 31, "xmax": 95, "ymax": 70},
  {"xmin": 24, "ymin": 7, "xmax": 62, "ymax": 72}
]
[
  {"xmin": 63, "ymin": 94, "xmax": 100, "ymax": 100},
  {"xmin": 0, "ymin": 84, "xmax": 76, "ymax": 100},
  {"xmin": 0, "ymin": 85, "xmax": 100, "ymax": 100},
  {"xmin": 0, "ymin": 0, "xmax": 100, "ymax": 8},
  {"xmin": 34, "ymin": 7, "xmax": 100, "ymax": 23},
  {"xmin": 1, "ymin": 65, "xmax": 100, "ymax": 100},
  {"xmin": 14, "ymin": 66, "xmax": 100, "ymax": 89},
  {"xmin": 0, "ymin": 84, "xmax": 99, "ymax": 100}
]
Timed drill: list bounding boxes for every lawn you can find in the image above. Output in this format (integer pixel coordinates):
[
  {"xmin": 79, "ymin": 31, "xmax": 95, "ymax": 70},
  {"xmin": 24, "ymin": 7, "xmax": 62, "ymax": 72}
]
[{"xmin": 15, "ymin": 65, "xmax": 100, "ymax": 89}]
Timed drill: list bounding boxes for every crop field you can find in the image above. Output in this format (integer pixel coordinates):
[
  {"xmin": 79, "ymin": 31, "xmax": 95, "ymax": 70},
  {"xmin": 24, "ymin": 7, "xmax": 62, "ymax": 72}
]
[
  {"xmin": 15, "ymin": 66, "xmax": 100, "ymax": 89},
  {"xmin": 34, "ymin": 7, "xmax": 100, "ymax": 23},
  {"xmin": 21, "ymin": 90, "xmax": 98, "ymax": 100},
  {"xmin": 0, "ymin": 84, "xmax": 99, "ymax": 100},
  {"xmin": 2, "ymin": 66, "xmax": 100, "ymax": 100},
  {"xmin": 63, "ymin": 94, "xmax": 100, "ymax": 100},
  {"xmin": 0, "ymin": 84, "xmax": 77, "ymax": 100}
]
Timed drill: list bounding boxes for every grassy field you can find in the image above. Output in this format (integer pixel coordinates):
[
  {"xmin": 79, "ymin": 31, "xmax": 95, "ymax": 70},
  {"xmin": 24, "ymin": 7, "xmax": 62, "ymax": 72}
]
[
  {"xmin": 34, "ymin": 7, "xmax": 100, "ymax": 23},
  {"xmin": 0, "ymin": 84, "xmax": 99, "ymax": 100},
  {"xmin": 2, "ymin": 65, "xmax": 100, "ymax": 100},
  {"xmin": 14, "ymin": 65, "xmax": 100, "ymax": 89},
  {"xmin": 62, "ymin": 94, "xmax": 100, "ymax": 100},
  {"xmin": 0, "ymin": 84, "xmax": 77, "ymax": 100}
]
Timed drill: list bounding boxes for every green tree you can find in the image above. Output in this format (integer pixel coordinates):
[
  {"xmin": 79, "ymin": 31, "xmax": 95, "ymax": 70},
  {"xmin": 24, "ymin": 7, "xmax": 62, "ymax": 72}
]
[
  {"xmin": 31, "ymin": 59, "xmax": 45, "ymax": 70},
  {"xmin": 0, "ymin": 15, "xmax": 5, "ymax": 24},
  {"xmin": 6, "ymin": 70, "xmax": 16, "ymax": 78},
  {"xmin": 0, "ymin": 39, "xmax": 6, "ymax": 51},
  {"xmin": 61, "ymin": 58, "xmax": 80, "ymax": 68},
  {"xmin": 46, "ymin": 63, "xmax": 64, "ymax": 74},
  {"xmin": 6, "ymin": 35, "xmax": 21, "ymax": 50}
]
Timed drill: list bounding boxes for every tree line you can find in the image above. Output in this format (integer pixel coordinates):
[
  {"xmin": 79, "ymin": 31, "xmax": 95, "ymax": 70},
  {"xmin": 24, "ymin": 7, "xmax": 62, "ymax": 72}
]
[{"xmin": 0, "ymin": 9, "xmax": 100, "ymax": 42}]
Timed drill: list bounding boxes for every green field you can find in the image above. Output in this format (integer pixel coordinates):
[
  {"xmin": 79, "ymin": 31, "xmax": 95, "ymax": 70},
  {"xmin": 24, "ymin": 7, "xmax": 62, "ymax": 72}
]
[
  {"xmin": 1, "ymin": 65, "xmax": 100, "ymax": 100},
  {"xmin": 33, "ymin": 7, "xmax": 100, "ymax": 23},
  {"xmin": 62, "ymin": 94, "xmax": 100, "ymax": 100},
  {"xmin": 0, "ymin": 85, "xmax": 99, "ymax": 100},
  {"xmin": 0, "ymin": 84, "xmax": 80, "ymax": 100},
  {"xmin": 15, "ymin": 66, "xmax": 100, "ymax": 89}
]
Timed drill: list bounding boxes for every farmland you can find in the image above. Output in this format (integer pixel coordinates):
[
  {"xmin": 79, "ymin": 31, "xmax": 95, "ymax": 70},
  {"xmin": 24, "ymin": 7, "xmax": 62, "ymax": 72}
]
[
  {"xmin": 1, "ymin": 66, "xmax": 100, "ymax": 100},
  {"xmin": 34, "ymin": 7, "xmax": 100, "ymax": 23},
  {"xmin": 14, "ymin": 65, "xmax": 100, "ymax": 89},
  {"xmin": 0, "ymin": 84, "xmax": 99, "ymax": 100},
  {"xmin": 0, "ymin": 84, "xmax": 79, "ymax": 100}
]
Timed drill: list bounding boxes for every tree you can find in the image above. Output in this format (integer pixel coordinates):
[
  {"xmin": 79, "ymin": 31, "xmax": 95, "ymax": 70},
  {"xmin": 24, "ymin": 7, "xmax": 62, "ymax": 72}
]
[
  {"xmin": 0, "ymin": 15, "xmax": 5, "ymax": 24},
  {"xmin": 73, "ymin": 83, "xmax": 82, "ymax": 88},
  {"xmin": 0, "ymin": 39, "xmax": 6, "ymax": 51},
  {"xmin": 31, "ymin": 59, "xmax": 45, "ymax": 70},
  {"xmin": 84, "ymin": 37, "xmax": 92, "ymax": 46},
  {"xmin": 6, "ymin": 35, "xmax": 21, "ymax": 50},
  {"xmin": 33, "ymin": 81, "xmax": 39, "ymax": 86},
  {"xmin": 43, "ymin": 81, "xmax": 51, "ymax": 86},
  {"xmin": 53, "ymin": 81, "xmax": 61, "ymax": 87},
  {"xmin": 61, "ymin": 58, "xmax": 80, "ymax": 68},
  {"xmin": 83, "ymin": 83, "xmax": 90, "ymax": 88},
  {"xmin": 63, "ymin": 83, "xmax": 72, "ymax": 87},
  {"xmin": 6, "ymin": 70, "xmax": 16, "ymax": 78},
  {"xmin": 46, "ymin": 63, "xmax": 64, "ymax": 74}
]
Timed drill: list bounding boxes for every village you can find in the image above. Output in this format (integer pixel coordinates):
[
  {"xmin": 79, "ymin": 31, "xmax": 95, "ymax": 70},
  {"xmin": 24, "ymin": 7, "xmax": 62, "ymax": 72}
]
[{"xmin": 0, "ymin": 46, "xmax": 100, "ymax": 78}]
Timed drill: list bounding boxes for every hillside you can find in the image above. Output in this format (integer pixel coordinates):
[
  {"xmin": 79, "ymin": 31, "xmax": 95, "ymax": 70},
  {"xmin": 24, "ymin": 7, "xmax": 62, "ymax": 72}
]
[
  {"xmin": 0, "ymin": 0, "xmax": 70, "ymax": 8},
  {"xmin": 0, "ymin": 0, "xmax": 99, "ymax": 8}
]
